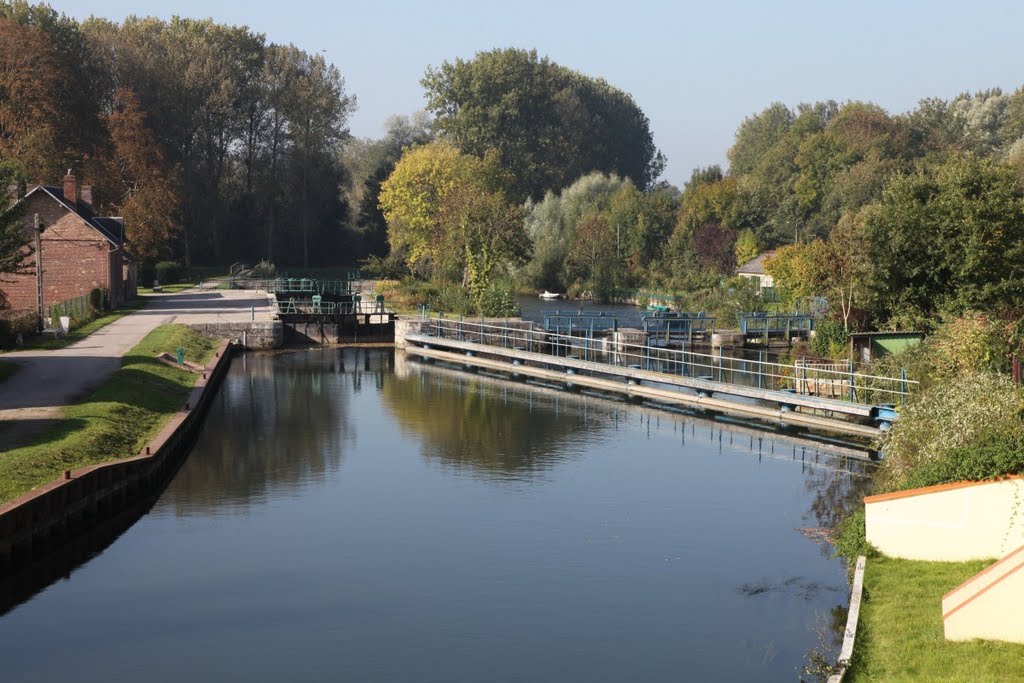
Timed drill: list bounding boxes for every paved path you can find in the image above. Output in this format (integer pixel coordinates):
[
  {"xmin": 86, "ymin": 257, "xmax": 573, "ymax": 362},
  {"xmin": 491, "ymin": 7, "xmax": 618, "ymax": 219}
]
[{"xmin": 0, "ymin": 287, "xmax": 271, "ymax": 448}]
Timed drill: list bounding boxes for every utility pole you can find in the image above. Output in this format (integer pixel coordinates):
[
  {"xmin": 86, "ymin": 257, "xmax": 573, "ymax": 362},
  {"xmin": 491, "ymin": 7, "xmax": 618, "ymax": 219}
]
[{"xmin": 34, "ymin": 213, "xmax": 43, "ymax": 332}]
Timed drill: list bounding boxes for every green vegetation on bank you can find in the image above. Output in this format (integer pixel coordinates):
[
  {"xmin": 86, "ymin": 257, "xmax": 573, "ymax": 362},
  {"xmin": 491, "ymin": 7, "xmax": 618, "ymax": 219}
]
[
  {"xmin": 0, "ymin": 324, "xmax": 218, "ymax": 504},
  {"xmin": 826, "ymin": 313, "xmax": 1024, "ymax": 679},
  {"xmin": 847, "ymin": 557, "xmax": 1024, "ymax": 682}
]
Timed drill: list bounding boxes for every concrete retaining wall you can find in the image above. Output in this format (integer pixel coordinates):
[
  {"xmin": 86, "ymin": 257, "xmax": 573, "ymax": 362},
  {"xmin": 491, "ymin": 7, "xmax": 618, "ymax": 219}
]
[
  {"xmin": 0, "ymin": 339, "xmax": 235, "ymax": 563},
  {"xmin": 185, "ymin": 321, "xmax": 282, "ymax": 349},
  {"xmin": 865, "ymin": 477, "xmax": 1024, "ymax": 561}
]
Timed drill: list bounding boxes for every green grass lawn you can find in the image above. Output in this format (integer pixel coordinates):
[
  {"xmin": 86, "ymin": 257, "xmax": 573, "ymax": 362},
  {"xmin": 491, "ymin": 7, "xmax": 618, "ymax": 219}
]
[
  {"xmin": 848, "ymin": 556, "xmax": 1024, "ymax": 682},
  {"xmin": 0, "ymin": 359, "xmax": 19, "ymax": 383},
  {"xmin": 0, "ymin": 325, "xmax": 219, "ymax": 504}
]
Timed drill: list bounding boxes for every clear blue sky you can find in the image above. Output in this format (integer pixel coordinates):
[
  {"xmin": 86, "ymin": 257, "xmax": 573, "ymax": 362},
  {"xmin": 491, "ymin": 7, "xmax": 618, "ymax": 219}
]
[{"xmin": 54, "ymin": 0, "xmax": 1024, "ymax": 187}]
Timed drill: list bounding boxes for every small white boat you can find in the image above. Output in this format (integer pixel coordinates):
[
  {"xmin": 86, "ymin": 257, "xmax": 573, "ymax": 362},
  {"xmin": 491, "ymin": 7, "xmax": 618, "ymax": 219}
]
[{"xmin": 539, "ymin": 290, "xmax": 563, "ymax": 300}]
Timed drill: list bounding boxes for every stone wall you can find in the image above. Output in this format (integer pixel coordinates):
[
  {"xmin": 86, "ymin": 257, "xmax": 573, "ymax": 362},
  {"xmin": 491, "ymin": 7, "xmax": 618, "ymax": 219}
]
[{"xmin": 185, "ymin": 321, "xmax": 283, "ymax": 349}]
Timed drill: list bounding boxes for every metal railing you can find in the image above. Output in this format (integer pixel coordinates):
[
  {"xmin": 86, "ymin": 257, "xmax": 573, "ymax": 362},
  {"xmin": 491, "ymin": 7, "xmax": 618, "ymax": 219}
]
[
  {"xmin": 274, "ymin": 299, "xmax": 388, "ymax": 316},
  {"xmin": 739, "ymin": 313, "xmax": 815, "ymax": 335},
  {"xmin": 233, "ymin": 277, "xmax": 363, "ymax": 295},
  {"xmin": 419, "ymin": 317, "xmax": 916, "ymax": 407}
]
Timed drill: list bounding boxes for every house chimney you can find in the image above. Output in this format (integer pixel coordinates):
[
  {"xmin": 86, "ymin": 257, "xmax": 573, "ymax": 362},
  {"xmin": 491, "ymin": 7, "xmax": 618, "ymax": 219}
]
[
  {"xmin": 81, "ymin": 184, "xmax": 93, "ymax": 209},
  {"xmin": 63, "ymin": 169, "xmax": 78, "ymax": 205}
]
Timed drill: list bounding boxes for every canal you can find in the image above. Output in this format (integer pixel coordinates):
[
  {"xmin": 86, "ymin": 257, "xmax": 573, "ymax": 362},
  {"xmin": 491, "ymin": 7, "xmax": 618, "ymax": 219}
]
[{"xmin": 0, "ymin": 348, "xmax": 868, "ymax": 682}]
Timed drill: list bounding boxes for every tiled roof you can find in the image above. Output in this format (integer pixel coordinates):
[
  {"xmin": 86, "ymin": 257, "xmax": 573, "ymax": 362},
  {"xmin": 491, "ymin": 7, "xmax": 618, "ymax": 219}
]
[
  {"xmin": 25, "ymin": 186, "xmax": 125, "ymax": 246},
  {"xmin": 736, "ymin": 250, "xmax": 777, "ymax": 275}
]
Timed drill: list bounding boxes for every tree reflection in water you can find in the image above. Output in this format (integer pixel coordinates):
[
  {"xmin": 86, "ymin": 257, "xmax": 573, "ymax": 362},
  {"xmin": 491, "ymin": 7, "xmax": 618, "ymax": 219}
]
[
  {"xmin": 381, "ymin": 358, "xmax": 609, "ymax": 481},
  {"xmin": 162, "ymin": 348, "xmax": 390, "ymax": 516}
]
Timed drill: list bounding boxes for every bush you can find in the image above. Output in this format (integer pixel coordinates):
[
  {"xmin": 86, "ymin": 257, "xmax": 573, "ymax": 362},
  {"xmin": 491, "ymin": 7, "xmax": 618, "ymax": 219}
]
[
  {"xmin": 810, "ymin": 318, "xmax": 848, "ymax": 359},
  {"xmin": 876, "ymin": 372, "xmax": 1024, "ymax": 492},
  {"xmin": 251, "ymin": 259, "xmax": 276, "ymax": 278},
  {"xmin": 154, "ymin": 260, "xmax": 182, "ymax": 284},
  {"xmin": 88, "ymin": 287, "xmax": 107, "ymax": 312},
  {"xmin": 832, "ymin": 508, "xmax": 876, "ymax": 562},
  {"xmin": 361, "ymin": 253, "xmax": 407, "ymax": 279},
  {"xmin": 474, "ymin": 282, "xmax": 520, "ymax": 317},
  {"xmin": 0, "ymin": 309, "xmax": 39, "ymax": 346},
  {"xmin": 899, "ymin": 433, "xmax": 1024, "ymax": 491}
]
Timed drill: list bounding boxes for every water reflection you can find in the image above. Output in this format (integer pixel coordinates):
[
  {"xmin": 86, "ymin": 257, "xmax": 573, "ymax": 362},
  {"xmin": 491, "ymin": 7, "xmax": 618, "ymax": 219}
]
[
  {"xmin": 162, "ymin": 349, "xmax": 388, "ymax": 516},
  {"xmin": 382, "ymin": 358, "xmax": 610, "ymax": 481},
  {"xmin": 0, "ymin": 348, "xmax": 877, "ymax": 683}
]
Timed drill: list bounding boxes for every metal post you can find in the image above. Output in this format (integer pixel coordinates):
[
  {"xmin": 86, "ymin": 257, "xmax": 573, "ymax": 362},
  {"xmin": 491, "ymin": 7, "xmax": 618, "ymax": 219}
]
[
  {"xmin": 758, "ymin": 350, "xmax": 763, "ymax": 389},
  {"xmin": 849, "ymin": 360, "xmax": 855, "ymax": 402},
  {"xmin": 900, "ymin": 367, "xmax": 907, "ymax": 406},
  {"xmin": 34, "ymin": 213, "xmax": 43, "ymax": 332},
  {"xmin": 717, "ymin": 346, "xmax": 723, "ymax": 382}
]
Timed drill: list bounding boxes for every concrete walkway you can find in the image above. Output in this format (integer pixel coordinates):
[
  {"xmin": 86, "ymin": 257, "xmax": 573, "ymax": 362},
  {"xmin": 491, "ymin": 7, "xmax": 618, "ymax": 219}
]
[{"xmin": 0, "ymin": 287, "xmax": 271, "ymax": 448}]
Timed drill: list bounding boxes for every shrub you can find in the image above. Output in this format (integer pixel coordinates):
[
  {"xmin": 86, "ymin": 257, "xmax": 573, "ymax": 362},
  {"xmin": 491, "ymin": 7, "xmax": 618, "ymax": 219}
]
[
  {"xmin": 474, "ymin": 282, "xmax": 520, "ymax": 317},
  {"xmin": 88, "ymin": 287, "xmax": 107, "ymax": 312},
  {"xmin": 832, "ymin": 508, "xmax": 876, "ymax": 562},
  {"xmin": 0, "ymin": 309, "xmax": 39, "ymax": 346},
  {"xmin": 899, "ymin": 433, "xmax": 1024, "ymax": 491},
  {"xmin": 876, "ymin": 372, "xmax": 1024, "ymax": 492},
  {"xmin": 251, "ymin": 259, "xmax": 276, "ymax": 278},
  {"xmin": 154, "ymin": 260, "xmax": 182, "ymax": 284},
  {"xmin": 810, "ymin": 319, "xmax": 849, "ymax": 359},
  {"xmin": 922, "ymin": 312, "xmax": 1010, "ymax": 379},
  {"xmin": 361, "ymin": 253, "xmax": 407, "ymax": 279}
]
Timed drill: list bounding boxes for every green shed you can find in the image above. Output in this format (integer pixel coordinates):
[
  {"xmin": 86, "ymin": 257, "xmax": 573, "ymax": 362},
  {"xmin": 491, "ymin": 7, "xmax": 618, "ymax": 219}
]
[{"xmin": 849, "ymin": 331, "xmax": 924, "ymax": 364}]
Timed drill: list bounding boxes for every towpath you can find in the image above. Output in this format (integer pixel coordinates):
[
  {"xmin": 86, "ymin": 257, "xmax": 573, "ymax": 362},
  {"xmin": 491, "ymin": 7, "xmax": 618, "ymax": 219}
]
[{"xmin": 0, "ymin": 287, "xmax": 271, "ymax": 448}]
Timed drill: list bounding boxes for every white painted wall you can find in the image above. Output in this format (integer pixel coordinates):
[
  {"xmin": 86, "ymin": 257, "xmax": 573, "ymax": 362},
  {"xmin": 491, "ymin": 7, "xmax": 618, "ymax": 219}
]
[{"xmin": 865, "ymin": 478, "xmax": 1024, "ymax": 561}]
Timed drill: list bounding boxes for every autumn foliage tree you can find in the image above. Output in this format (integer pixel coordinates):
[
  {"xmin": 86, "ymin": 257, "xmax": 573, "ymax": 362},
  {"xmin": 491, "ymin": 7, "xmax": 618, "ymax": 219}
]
[
  {"xmin": 380, "ymin": 141, "xmax": 528, "ymax": 296},
  {"xmin": 97, "ymin": 88, "xmax": 182, "ymax": 261},
  {"xmin": 0, "ymin": 19, "xmax": 64, "ymax": 180}
]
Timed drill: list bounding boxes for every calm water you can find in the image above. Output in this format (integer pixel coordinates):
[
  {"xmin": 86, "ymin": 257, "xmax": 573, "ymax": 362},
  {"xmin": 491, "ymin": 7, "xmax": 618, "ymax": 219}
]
[{"xmin": 0, "ymin": 348, "xmax": 867, "ymax": 682}]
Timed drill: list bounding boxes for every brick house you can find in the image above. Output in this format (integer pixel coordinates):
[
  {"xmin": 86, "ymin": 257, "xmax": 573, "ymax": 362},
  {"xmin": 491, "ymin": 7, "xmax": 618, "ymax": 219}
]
[{"xmin": 0, "ymin": 171, "xmax": 137, "ymax": 317}]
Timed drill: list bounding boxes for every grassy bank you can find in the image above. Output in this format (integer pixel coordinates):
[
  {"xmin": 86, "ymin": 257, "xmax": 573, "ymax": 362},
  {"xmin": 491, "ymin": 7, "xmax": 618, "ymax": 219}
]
[
  {"xmin": 848, "ymin": 556, "xmax": 1024, "ymax": 682},
  {"xmin": 0, "ymin": 325, "xmax": 219, "ymax": 504}
]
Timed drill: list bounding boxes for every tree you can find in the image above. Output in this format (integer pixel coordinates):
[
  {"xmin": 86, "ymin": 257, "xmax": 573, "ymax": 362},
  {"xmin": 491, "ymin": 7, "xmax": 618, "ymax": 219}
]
[
  {"xmin": 97, "ymin": 88, "xmax": 181, "ymax": 262},
  {"xmin": 866, "ymin": 154, "xmax": 1024, "ymax": 325},
  {"xmin": 379, "ymin": 141, "xmax": 526, "ymax": 285},
  {"xmin": 0, "ymin": 161, "xmax": 28, "ymax": 277},
  {"xmin": 343, "ymin": 112, "xmax": 433, "ymax": 260},
  {"xmin": 284, "ymin": 51, "xmax": 355, "ymax": 266},
  {"xmin": 734, "ymin": 229, "xmax": 760, "ymax": 267},
  {"xmin": 0, "ymin": 18, "xmax": 63, "ymax": 180},
  {"xmin": 522, "ymin": 172, "xmax": 632, "ymax": 290},
  {"xmin": 566, "ymin": 211, "xmax": 617, "ymax": 300},
  {"xmin": 422, "ymin": 48, "xmax": 663, "ymax": 202}
]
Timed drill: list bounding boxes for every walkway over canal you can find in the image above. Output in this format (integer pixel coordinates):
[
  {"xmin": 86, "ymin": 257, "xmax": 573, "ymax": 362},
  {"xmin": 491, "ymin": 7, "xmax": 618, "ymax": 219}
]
[{"xmin": 404, "ymin": 316, "xmax": 915, "ymax": 439}]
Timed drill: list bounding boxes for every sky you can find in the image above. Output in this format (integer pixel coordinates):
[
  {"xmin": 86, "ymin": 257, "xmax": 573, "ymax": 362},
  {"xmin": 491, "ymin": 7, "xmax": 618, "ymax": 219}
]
[{"xmin": 52, "ymin": 0, "xmax": 1024, "ymax": 188}]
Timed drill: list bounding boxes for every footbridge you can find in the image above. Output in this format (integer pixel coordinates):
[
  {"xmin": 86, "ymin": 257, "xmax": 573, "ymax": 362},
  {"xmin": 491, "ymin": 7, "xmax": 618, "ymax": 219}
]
[{"xmin": 402, "ymin": 317, "xmax": 914, "ymax": 440}]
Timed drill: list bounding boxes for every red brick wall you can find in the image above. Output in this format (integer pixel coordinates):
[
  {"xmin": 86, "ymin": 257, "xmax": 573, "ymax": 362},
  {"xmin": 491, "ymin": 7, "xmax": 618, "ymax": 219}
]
[{"xmin": 0, "ymin": 194, "xmax": 120, "ymax": 313}]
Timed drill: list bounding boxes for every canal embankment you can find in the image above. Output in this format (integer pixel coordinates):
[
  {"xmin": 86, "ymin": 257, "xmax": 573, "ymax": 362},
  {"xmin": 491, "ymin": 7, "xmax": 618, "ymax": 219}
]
[{"xmin": 0, "ymin": 325, "xmax": 233, "ymax": 563}]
